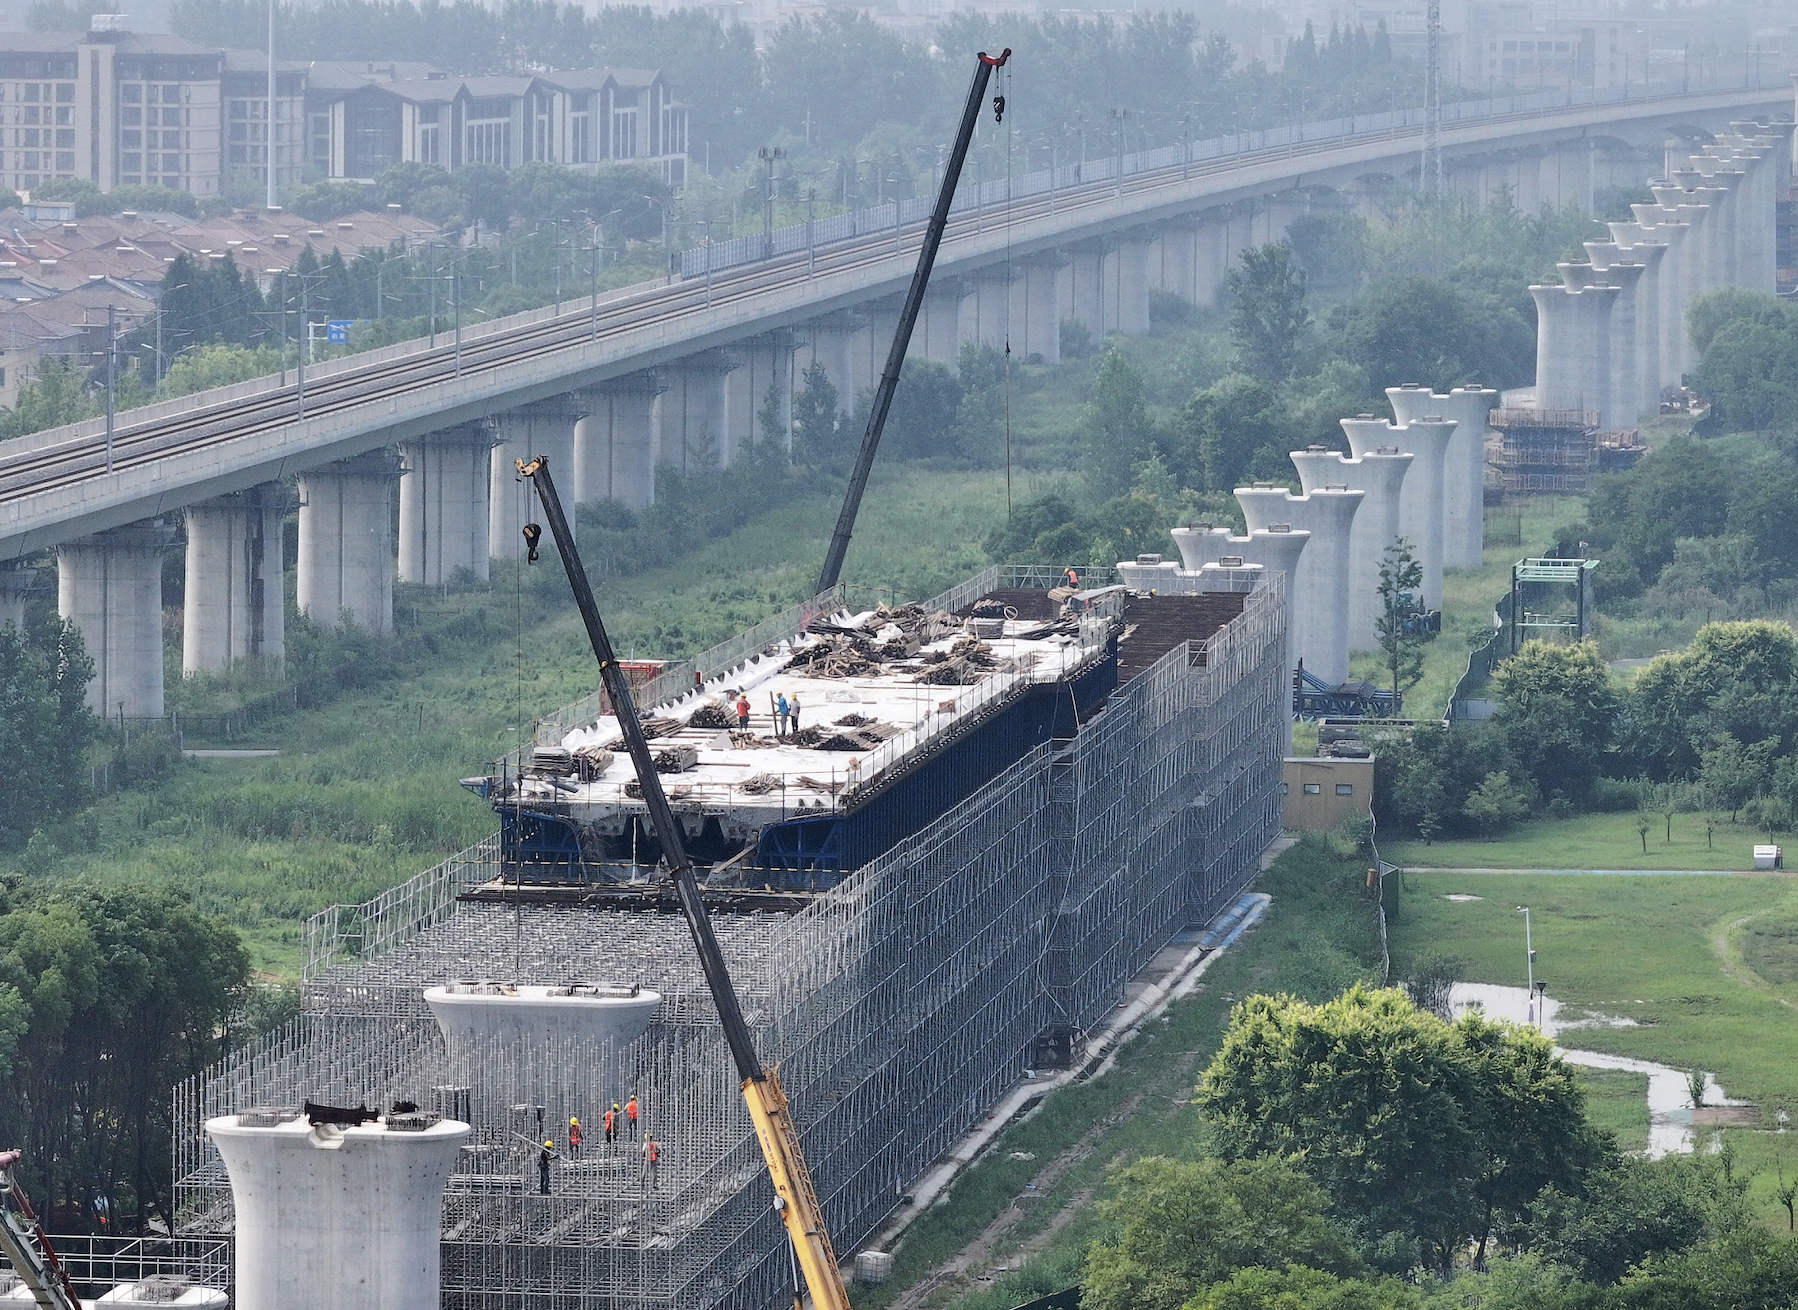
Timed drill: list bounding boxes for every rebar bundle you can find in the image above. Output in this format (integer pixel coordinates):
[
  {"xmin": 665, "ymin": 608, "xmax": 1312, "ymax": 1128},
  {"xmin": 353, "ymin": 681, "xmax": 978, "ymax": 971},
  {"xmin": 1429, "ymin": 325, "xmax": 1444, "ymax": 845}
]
[{"xmin": 174, "ymin": 572, "xmax": 1288, "ymax": 1310}]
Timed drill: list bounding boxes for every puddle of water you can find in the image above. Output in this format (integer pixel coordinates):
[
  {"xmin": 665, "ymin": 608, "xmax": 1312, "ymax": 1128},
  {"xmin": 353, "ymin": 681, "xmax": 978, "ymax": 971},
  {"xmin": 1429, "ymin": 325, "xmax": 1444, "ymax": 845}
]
[{"xmin": 1448, "ymin": 983, "xmax": 1744, "ymax": 1158}]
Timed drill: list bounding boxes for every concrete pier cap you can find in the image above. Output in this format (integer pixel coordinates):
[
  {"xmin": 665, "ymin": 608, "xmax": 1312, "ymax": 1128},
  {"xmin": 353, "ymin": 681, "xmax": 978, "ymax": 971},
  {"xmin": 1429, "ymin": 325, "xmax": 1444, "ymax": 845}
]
[
  {"xmin": 207, "ymin": 1108, "xmax": 470, "ymax": 1310},
  {"xmin": 423, "ymin": 981, "xmax": 663, "ymax": 1062}
]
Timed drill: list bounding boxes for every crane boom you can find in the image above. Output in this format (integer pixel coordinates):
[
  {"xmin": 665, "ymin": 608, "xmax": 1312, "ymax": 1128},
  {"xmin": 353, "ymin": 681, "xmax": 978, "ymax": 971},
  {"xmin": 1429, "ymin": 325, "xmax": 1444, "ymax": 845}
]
[
  {"xmin": 519, "ymin": 457, "xmax": 850, "ymax": 1310},
  {"xmin": 0, "ymin": 1152, "xmax": 84, "ymax": 1310},
  {"xmin": 816, "ymin": 48, "xmax": 1011, "ymax": 594}
]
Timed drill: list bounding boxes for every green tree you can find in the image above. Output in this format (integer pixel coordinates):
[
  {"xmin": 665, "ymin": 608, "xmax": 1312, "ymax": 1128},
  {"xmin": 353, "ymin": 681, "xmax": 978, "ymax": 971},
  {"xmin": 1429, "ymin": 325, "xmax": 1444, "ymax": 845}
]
[
  {"xmin": 1082, "ymin": 1156, "xmax": 1362, "ymax": 1310},
  {"xmin": 1523, "ymin": 1154, "xmax": 1745, "ymax": 1286},
  {"xmin": 1329, "ymin": 274, "xmax": 1533, "ymax": 394},
  {"xmin": 158, "ymin": 344, "xmax": 284, "ymax": 398},
  {"xmin": 879, "ymin": 357, "xmax": 962, "ymax": 460},
  {"xmin": 1189, "ymin": 1265, "xmax": 1420, "ymax": 1310},
  {"xmin": 1082, "ymin": 346, "xmax": 1155, "ymax": 500},
  {"xmin": 1375, "ymin": 539, "xmax": 1426, "ymax": 704},
  {"xmin": 1630, "ymin": 621, "xmax": 1798, "ymax": 779},
  {"xmin": 1464, "ymin": 771, "xmax": 1532, "ymax": 835},
  {"xmin": 790, "ymin": 360, "xmax": 841, "ymax": 464},
  {"xmin": 0, "ymin": 610, "xmax": 96, "ymax": 849},
  {"xmin": 1227, "ymin": 242, "xmax": 1311, "ymax": 382},
  {"xmin": 1489, "ymin": 639, "xmax": 1620, "ymax": 803},
  {"xmin": 1181, "ymin": 373, "xmax": 1294, "ymax": 494},
  {"xmin": 1694, "ymin": 316, "xmax": 1798, "ymax": 433},
  {"xmin": 0, "ymin": 356, "xmax": 97, "ymax": 438},
  {"xmin": 0, "ymin": 884, "xmax": 250, "ymax": 1232},
  {"xmin": 1198, "ymin": 985, "xmax": 1602, "ymax": 1274}
]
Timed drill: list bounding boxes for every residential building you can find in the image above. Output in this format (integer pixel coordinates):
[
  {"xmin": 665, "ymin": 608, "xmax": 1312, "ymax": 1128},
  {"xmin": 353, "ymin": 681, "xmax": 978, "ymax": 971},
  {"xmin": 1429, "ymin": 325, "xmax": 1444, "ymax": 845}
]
[
  {"xmin": 302, "ymin": 62, "xmax": 689, "ymax": 185},
  {"xmin": 0, "ymin": 25, "xmax": 688, "ymax": 200}
]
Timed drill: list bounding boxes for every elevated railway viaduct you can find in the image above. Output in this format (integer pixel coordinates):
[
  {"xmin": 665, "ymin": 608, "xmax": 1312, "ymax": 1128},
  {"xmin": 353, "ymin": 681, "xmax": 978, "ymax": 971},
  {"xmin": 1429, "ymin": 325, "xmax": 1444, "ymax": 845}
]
[{"xmin": 0, "ymin": 76, "xmax": 1787, "ymax": 716}]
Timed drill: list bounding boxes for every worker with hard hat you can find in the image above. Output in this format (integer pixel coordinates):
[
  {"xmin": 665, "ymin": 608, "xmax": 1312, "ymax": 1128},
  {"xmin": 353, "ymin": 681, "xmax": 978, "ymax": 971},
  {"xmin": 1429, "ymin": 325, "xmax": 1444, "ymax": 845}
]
[
  {"xmin": 568, "ymin": 1115, "xmax": 582, "ymax": 1154},
  {"xmin": 604, "ymin": 1104, "xmax": 618, "ymax": 1147}
]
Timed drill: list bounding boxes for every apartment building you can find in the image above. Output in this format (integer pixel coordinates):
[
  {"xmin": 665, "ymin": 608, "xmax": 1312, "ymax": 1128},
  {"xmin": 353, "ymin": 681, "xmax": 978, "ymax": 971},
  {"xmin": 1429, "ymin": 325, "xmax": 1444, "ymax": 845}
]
[
  {"xmin": 302, "ymin": 62, "xmax": 689, "ymax": 185},
  {"xmin": 0, "ymin": 21, "xmax": 687, "ymax": 199}
]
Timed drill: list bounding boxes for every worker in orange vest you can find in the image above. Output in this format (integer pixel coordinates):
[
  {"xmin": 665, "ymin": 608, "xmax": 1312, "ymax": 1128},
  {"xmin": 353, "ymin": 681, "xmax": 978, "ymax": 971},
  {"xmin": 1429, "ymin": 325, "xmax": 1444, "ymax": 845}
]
[
  {"xmin": 625, "ymin": 1094, "xmax": 640, "ymax": 1137},
  {"xmin": 568, "ymin": 1115, "xmax": 583, "ymax": 1155},
  {"xmin": 1064, "ymin": 567, "xmax": 1079, "ymax": 589},
  {"xmin": 604, "ymin": 1104, "xmax": 619, "ymax": 1147},
  {"xmin": 641, "ymin": 1136, "xmax": 660, "ymax": 1190}
]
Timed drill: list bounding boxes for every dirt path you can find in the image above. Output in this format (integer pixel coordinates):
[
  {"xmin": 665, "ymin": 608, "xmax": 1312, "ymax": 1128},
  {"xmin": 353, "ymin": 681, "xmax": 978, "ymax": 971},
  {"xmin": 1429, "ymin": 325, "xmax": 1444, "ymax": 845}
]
[{"xmin": 885, "ymin": 1046, "xmax": 1209, "ymax": 1310}]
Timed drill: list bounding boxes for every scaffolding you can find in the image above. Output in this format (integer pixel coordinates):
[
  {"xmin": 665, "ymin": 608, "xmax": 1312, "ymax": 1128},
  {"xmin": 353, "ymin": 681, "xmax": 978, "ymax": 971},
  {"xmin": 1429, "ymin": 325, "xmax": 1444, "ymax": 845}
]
[
  {"xmin": 1509, "ymin": 557, "xmax": 1598, "ymax": 654},
  {"xmin": 173, "ymin": 569, "xmax": 1288, "ymax": 1310},
  {"xmin": 1491, "ymin": 408, "xmax": 1600, "ymax": 494}
]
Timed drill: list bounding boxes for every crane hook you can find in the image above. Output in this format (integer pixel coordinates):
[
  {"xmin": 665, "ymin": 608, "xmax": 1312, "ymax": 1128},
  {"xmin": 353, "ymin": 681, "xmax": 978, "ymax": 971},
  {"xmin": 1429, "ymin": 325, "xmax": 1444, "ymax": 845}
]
[
  {"xmin": 992, "ymin": 94, "xmax": 1006, "ymax": 123},
  {"xmin": 522, "ymin": 523, "xmax": 542, "ymax": 563}
]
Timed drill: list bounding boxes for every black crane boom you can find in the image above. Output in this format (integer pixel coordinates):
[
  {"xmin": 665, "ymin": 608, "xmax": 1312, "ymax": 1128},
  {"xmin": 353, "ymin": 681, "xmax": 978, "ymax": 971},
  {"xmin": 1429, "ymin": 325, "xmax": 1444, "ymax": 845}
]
[{"xmin": 815, "ymin": 48, "xmax": 1011, "ymax": 595}]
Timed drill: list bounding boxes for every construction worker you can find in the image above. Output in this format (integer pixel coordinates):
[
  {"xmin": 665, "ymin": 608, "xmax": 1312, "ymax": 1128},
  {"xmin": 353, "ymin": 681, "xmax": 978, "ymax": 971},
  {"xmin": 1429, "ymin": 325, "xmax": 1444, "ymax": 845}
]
[
  {"xmin": 1064, "ymin": 566, "xmax": 1079, "ymax": 589},
  {"xmin": 736, "ymin": 693, "xmax": 751, "ymax": 730},
  {"xmin": 538, "ymin": 1141, "xmax": 558, "ymax": 1195},
  {"xmin": 776, "ymin": 692, "xmax": 790, "ymax": 738},
  {"xmin": 604, "ymin": 1104, "xmax": 618, "ymax": 1147},
  {"xmin": 641, "ymin": 1135, "xmax": 660, "ymax": 1190},
  {"xmin": 788, "ymin": 693, "xmax": 802, "ymax": 732},
  {"xmin": 625, "ymin": 1094, "xmax": 640, "ymax": 1137},
  {"xmin": 568, "ymin": 1115, "xmax": 582, "ymax": 1155}
]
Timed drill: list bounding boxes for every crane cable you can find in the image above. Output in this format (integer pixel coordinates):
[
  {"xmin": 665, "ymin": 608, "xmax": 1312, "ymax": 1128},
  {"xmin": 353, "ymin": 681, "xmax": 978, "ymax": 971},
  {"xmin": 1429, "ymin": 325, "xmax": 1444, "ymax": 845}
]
[{"xmin": 1001, "ymin": 61, "xmax": 1015, "ymax": 522}]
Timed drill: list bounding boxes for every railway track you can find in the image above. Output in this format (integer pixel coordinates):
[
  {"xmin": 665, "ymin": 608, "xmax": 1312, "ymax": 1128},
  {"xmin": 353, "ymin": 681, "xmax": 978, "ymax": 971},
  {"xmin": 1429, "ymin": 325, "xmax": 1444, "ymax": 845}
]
[{"xmin": 0, "ymin": 83, "xmax": 1771, "ymax": 517}]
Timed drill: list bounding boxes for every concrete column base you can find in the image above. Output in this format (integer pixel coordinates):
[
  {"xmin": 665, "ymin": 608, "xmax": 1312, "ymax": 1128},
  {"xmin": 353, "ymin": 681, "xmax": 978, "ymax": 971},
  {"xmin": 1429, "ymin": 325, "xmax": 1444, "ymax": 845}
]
[
  {"xmin": 297, "ymin": 452, "xmax": 401, "ymax": 634},
  {"xmin": 1111, "ymin": 232, "xmax": 1153, "ymax": 335},
  {"xmin": 722, "ymin": 330, "xmax": 795, "ymax": 456},
  {"xmin": 490, "ymin": 395, "xmax": 589, "ymax": 564},
  {"xmin": 58, "ymin": 520, "xmax": 174, "ymax": 719},
  {"xmin": 183, "ymin": 484, "xmax": 287, "ymax": 676},
  {"xmin": 1013, "ymin": 256, "xmax": 1064, "ymax": 364},
  {"xmin": 399, "ymin": 424, "xmax": 496, "ymax": 586},
  {"xmin": 798, "ymin": 314, "xmax": 862, "ymax": 414}
]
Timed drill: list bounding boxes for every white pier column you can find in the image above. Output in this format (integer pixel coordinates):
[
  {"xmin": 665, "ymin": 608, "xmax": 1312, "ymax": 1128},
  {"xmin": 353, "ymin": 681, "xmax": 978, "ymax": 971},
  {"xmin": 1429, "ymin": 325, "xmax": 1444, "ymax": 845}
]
[
  {"xmin": 915, "ymin": 279, "xmax": 964, "ymax": 364},
  {"xmin": 1110, "ymin": 230, "xmax": 1153, "ymax": 335},
  {"xmin": 183, "ymin": 484, "xmax": 287, "ymax": 676},
  {"xmin": 398, "ymin": 423, "xmax": 495, "ymax": 586},
  {"xmin": 297, "ymin": 452, "xmax": 401, "ymax": 634},
  {"xmin": 660, "ymin": 351, "xmax": 737, "ymax": 471},
  {"xmin": 1012, "ymin": 255, "xmax": 1064, "ymax": 364},
  {"xmin": 573, "ymin": 372, "xmax": 664, "ymax": 509},
  {"xmin": 489, "ymin": 395, "xmax": 588, "ymax": 563},
  {"xmin": 58, "ymin": 521, "xmax": 173, "ymax": 719}
]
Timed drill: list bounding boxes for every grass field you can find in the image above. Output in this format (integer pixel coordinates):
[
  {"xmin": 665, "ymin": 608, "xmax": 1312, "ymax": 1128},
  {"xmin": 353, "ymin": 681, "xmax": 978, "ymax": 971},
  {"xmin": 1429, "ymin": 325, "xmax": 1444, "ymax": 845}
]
[
  {"xmin": 1391, "ymin": 871, "xmax": 1798, "ymax": 1224},
  {"xmin": 1385, "ymin": 810, "xmax": 1770, "ymax": 872}
]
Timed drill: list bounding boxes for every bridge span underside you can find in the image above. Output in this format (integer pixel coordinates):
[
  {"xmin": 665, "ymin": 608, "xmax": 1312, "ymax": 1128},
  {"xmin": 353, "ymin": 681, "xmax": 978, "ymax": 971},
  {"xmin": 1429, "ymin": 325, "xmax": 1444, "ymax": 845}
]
[{"xmin": 0, "ymin": 80, "xmax": 1788, "ymax": 715}]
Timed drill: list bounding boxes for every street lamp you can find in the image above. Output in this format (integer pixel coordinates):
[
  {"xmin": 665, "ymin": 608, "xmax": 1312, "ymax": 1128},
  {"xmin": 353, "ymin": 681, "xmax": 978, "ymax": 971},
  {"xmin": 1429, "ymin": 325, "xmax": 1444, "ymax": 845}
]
[{"xmin": 1517, "ymin": 906, "xmax": 1538, "ymax": 1023}]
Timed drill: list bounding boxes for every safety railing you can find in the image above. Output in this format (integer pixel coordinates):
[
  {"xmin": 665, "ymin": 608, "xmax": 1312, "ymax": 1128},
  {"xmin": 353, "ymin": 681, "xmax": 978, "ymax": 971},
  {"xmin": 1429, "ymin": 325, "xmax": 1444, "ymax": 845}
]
[
  {"xmin": 680, "ymin": 71, "xmax": 1791, "ymax": 279},
  {"xmin": 301, "ymin": 836, "xmax": 499, "ymax": 981}
]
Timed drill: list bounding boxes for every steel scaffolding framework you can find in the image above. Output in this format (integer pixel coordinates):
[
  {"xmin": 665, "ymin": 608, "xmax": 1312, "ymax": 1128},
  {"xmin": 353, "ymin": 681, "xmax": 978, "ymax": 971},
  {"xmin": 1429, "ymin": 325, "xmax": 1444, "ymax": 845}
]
[{"xmin": 173, "ymin": 570, "xmax": 1287, "ymax": 1310}]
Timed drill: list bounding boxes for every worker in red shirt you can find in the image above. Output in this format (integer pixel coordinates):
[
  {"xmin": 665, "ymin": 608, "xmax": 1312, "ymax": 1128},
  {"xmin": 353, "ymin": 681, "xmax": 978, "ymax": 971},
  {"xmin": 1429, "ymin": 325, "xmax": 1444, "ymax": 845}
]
[
  {"xmin": 625, "ymin": 1094, "xmax": 640, "ymax": 1137},
  {"xmin": 568, "ymin": 1116, "xmax": 582, "ymax": 1155},
  {"xmin": 604, "ymin": 1104, "xmax": 619, "ymax": 1147},
  {"xmin": 735, "ymin": 694, "xmax": 751, "ymax": 729}
]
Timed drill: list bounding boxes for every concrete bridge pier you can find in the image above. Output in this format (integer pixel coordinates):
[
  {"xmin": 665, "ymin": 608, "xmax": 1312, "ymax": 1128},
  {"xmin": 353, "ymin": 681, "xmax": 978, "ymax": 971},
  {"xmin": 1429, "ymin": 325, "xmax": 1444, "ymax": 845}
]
[
  {"xmin": 723, "ymin": 330, "xmax": 795, "ymax": 455},
  {"xmin": 1150, "ymin": 218, "xmax": 1198, "ymax": 306},
  {"xmin": 574, "ymin": 372, "xmax": 663, "ymax": 509},
  {"xmin": 182, "ymin": 484, "xmax": 286, "ymax": 676},
  {"xmin": 0, "ymin": 562, "xmax": 39, "ymax": 630},
  {"xmin": 660, "ymin": 351, "xmax": 737, "ymax": 470},
  {"xmin": 489, "ymin": 394, "xmax": 588, "ymax": 563},
  {"xmin": 1012, "ymin": 255, "xmax": 1064, "ymax": 364},
  {"xmin": 1066, "ymin": 239, "xmax": 1108, "ymax": 337},
  {"xmin": 399, "ymin": 423, "xmax": 495, "ymax": 586},
  {"xmin": 1109, "ymin": 231, "xmax": 1153, "ymax": 335},
  {"xmin": 58, "ymin": 521, "xmax": 174, "ymax": 719},
  {"xmin": 959, "ymin": 267, "xmax": 1013, "ymax": 356},
  {"xmin": 799, "ymin": 313, "xmax": 862, "ymax": 411},
  {"xmin": 1586, "ymin": 256, "xmax": 1643, "ymax": 429},
  {"xmin": 856, "ymin": 298, "xmax": 901, "ymax": 392},
  {"xmin": 915, "ymin": 280, "xmax": 963, "ymax": 364},
  {"xmin": 298, "ymin": 452, "xmax": 400, "ymax": 633}
]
